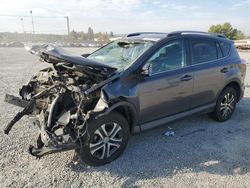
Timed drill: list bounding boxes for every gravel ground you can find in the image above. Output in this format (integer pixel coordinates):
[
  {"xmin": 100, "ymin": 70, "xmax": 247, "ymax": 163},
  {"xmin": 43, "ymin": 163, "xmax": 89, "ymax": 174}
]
[{"xmin": 0, "ymin": 47, "xmax": 250, "ymax": 188}]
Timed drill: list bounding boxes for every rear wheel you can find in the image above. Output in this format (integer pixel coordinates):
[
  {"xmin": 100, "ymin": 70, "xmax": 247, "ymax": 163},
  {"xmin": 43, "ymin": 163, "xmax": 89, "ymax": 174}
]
[
  {"xmin": 79, "ymin": 112, "xmax": 129, "ymax": 166},
  {"xmin": 211, "ymin": 87, "xmax": 237, "ymax": 122}
]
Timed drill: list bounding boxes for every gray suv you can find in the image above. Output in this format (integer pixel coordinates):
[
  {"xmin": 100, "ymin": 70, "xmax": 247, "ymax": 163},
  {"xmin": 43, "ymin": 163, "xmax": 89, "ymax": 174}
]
[{"xmin": 4, "ymin": 31, "xmax": 246, "ymax": 166}]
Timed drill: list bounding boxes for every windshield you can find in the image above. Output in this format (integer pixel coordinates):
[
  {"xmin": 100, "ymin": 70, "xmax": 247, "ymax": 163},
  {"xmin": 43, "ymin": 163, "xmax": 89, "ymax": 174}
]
[{"xmin": 87, "ymin": 40, "xmax": 154, "ymax": 70}]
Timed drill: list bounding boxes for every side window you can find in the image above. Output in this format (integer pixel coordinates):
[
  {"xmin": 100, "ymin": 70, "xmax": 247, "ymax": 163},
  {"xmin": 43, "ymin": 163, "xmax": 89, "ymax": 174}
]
[
  {"xmin": 219, "ymin": 41, "xmax": 231, "ymax": 56},
  {"xmin": 147, "ymin": 40, "xmax": 186, "ymax": 75},
  {"xmin": 216, "ymin": 42, "xmax": 223, "ymax": 59},
  {"xmin": 191, "ymin": 39, "xmax": 217, "ymax": 64}
]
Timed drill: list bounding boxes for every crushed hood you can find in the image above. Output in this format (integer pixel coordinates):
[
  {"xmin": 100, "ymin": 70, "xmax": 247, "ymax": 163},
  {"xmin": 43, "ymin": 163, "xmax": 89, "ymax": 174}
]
[{"xmin": 25, "ymin": 44, "xmax": 117, "ymax": 72}]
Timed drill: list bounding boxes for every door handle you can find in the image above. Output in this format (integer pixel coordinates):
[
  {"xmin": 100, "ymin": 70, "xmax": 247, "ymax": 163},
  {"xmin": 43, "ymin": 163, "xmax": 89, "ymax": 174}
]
[
  {"xmin": 220, "ymin": 67, "xmax": 228, "ymax": 73},
  {"xmin": 180, "ymin": 75, "xmax": 193, "ymax": 81}
]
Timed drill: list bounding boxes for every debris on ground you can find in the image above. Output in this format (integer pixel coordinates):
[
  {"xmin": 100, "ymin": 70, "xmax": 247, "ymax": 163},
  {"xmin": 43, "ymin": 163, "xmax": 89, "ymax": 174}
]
[{"xmin": 164, "ymin": 127, "xmax": 175, "ymax": 137}]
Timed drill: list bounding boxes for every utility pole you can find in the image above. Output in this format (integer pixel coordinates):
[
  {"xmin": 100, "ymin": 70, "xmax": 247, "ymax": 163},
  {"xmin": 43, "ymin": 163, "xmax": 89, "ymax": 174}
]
[
  {"xmin": 20, "ymin": 18, "xmax": 26, "ymax": 42},
  {"xmin": 65, "ymin": 16, "xmax": 70, "ymax": 36},
  {"xmin": 20, "ymin": 18, "xmax": 25, "ymax": 33},
  {"xmin": 30, "ymin": 10, "xmax": 35, "ymax": 42},
  {"xmin": 30, "ymin": 11, "xmax": 35, "ymax": 34}
]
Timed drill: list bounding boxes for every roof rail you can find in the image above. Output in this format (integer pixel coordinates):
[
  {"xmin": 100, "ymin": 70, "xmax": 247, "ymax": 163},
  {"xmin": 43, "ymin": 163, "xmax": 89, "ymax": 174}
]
[
  {"xmin": 167, "ymin": 31, "xmax": 226, "ymax": 38},
  {"xmin": 127, "ymin": 32, "xmax": 168, "ymax": 37}
]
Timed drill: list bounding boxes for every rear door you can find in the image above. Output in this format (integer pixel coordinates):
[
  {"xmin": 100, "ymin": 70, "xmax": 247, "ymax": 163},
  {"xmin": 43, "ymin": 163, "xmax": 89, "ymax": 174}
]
[{"xmin": 189, "ymin": 37, "xmax": 228, "ymax": 108}]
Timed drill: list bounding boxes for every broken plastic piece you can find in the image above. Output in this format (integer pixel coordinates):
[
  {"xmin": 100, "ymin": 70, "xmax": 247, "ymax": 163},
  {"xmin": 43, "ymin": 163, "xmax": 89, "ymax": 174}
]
[{"xmin": 164, "ymin": 127, "xmax": 175, "ymax": 137}]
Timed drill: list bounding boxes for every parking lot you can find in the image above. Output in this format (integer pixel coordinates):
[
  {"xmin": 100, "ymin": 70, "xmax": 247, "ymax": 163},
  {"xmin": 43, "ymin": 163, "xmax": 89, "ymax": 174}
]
[{"xmin": 0, "ymin": 47, "xmax": 250, "ymax": 188}]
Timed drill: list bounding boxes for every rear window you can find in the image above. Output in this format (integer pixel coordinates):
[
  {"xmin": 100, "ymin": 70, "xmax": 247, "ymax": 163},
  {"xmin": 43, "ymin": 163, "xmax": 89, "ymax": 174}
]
[
  {"xmin": 219, "ymin": 41, "xmax": 231, "ymax": 56},
  {"xmin": 191, "ymin": 39, "xmax": 217, "ymax": 64}
]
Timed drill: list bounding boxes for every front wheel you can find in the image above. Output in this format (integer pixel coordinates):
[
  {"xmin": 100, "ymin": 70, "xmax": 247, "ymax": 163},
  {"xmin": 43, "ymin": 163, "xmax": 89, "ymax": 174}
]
[
  {"xmin": 211, "ymin": 87, "xmax": 237, "ymax": 122},
  {"xmin": 78, "ymin": 112, "xmax": 129, "ymax": 166}
]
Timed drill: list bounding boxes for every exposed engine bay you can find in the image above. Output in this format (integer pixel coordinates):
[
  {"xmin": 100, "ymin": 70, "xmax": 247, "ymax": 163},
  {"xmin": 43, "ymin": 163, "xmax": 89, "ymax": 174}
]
[{"xmin": 4, "ymin": 44, "xmax": 119, "ymax": 158}]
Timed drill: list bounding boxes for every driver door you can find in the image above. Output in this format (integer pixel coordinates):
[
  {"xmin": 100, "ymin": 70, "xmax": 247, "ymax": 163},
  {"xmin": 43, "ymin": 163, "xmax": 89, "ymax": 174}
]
[{"xmin": 138, "ymin": 39, "xmax": 194, "ymax": 124}]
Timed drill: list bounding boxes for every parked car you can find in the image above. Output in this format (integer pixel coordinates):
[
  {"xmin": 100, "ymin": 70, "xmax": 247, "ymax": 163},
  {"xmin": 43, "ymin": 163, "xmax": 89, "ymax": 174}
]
[{"xmin": 4, "ymin": 31, "xmax": 246, "ymax": 166}]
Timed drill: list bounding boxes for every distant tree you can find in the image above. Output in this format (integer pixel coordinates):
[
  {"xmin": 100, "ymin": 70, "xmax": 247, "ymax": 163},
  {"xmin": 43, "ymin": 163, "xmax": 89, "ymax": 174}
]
[
  {"xmin": 79, "ymin": 31, "xmax": 87, "ymax": 41},
  {"xmin": 96, "ymin": 32, "xmax": 102, "ymax": 41},
  {"xmin": 87, "ymin": 27, "xmax": 94, "ymax": 41},
  {"xmin": 235, "ymin": 30, "xmax": 245, "ymax": 40},
  {"xmin": 110, "ymin": 31, "xmax": 114, "ymax": 37},
  {"xmin": 95, "ymin": 32, "xmax": 110, "ymax": 42},
  {"xmin": 0, "ymin": 27, "xmax": 112, "ymax": 44},
  {"xmin": 103, "ymin": 32, "xmax": 110, "ymax": 42},
  {"xmin": 69, "ymin": 30, "xmax": 78, "ymax": 41},
  {"xmin": 208, "ymin": 22, "xmax": 245, "ymax": 40}
]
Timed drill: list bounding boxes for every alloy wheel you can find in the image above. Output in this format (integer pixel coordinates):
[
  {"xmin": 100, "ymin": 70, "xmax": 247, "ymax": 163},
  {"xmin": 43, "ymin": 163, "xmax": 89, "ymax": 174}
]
[
  {"xmin": 220, "ymin": 92, "xmax": 235, "ymax": 118},
  {"xmin": 89, "ymin": 123, "xmax": 123, "ymax": 160}
]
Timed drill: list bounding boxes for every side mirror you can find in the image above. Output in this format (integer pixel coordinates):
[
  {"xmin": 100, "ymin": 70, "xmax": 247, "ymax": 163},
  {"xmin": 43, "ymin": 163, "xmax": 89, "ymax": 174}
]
[
  {"xmin": 81, "ymin": 53, "xmax": 90, "ymax": 58},
  {"xmin": 141, "ymin": 63, "xmax": 152, "ymax": 77}
]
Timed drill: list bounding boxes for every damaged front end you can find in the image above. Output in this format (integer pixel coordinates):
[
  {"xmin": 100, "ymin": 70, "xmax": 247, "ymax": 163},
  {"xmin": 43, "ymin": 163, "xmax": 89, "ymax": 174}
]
[{"xmin": 4, "ymin": 45, "xmax": 118, "ymax": 158}]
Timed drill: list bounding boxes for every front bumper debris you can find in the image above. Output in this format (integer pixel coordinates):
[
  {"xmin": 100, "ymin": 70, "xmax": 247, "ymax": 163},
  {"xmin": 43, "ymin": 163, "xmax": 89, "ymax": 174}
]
[
  {"xmin": 5, "ymin": 94, "xmax": 29, "ymax": 108},
  {"xmin": 3, "ymin": 48, "xmax": 116, "ymax": 161},
  {"xmin": 29, "ymin": 143, "xmax": 78, "ymax": 157},
  {"xmin": 4, "ymin": 94, "xmax": 35, "ymax": 135}
]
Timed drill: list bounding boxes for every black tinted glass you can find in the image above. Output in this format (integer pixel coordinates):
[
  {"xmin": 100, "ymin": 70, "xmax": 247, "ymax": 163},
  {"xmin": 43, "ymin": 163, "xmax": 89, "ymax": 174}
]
[
  {"xmin": 219, "ymin": 42, "xmax": 231, "ymax": 56},
  {"xmin": 216, "ymin": 43, "xmax": 223, "ymax": 59},
  {"xmin": 191, "ymin": 39, "xmax": 217, "ymax": 64}
]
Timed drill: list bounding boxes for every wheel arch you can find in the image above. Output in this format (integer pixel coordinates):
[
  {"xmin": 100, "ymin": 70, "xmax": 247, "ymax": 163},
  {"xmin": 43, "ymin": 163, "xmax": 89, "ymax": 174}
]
[
  {"xmin": 219, "ymin": 80, "xmax": 242, "ymax": 102},
  {"xmin": 105, "ymin": 102, "xmax": 139, "ymax": 133}
]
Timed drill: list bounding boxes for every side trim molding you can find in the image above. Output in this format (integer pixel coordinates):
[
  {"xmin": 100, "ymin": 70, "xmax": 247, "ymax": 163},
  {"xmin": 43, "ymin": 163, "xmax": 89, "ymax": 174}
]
[{"xmin": 139, "ymin": 103, "xmax": 215, "ymax": 132}]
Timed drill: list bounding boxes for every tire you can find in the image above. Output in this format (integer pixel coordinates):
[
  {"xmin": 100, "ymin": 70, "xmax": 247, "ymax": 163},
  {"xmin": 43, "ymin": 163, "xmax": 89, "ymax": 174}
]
[
  {"xmin": 78, "ymin": 112, "xmax": 129, "ymax": 166},
  {"xmin": 211, "ymin": 87, "xmax": 237, "ymax": 122}
]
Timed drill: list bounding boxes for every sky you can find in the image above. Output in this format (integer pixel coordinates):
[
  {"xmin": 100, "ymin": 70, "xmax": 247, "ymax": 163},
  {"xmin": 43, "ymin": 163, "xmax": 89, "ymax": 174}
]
[{"xmin": 0, "ymin": 0, "xmax": 250, "ymax": 35}]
